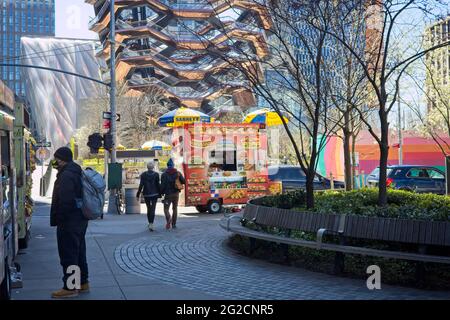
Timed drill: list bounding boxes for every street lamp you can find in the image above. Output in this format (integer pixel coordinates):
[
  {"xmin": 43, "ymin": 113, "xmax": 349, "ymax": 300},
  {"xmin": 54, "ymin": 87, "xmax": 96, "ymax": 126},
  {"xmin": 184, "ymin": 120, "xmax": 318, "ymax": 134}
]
[
  {"xmin": 106, "ymin": 0, "xmax": 120, "ymax": 214},
  {"xmin": 397, "ymin": 88, "xmax": 403, "ymax": 165}
]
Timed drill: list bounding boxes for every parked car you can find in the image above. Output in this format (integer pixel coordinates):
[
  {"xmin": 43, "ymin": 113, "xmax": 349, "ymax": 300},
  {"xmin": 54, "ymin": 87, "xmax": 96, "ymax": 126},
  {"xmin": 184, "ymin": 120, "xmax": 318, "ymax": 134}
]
[
  {"xmin": 268, "ymin": 165, "xmax": 345, "ymax": 192},
  {"xmin": 366, "ymin": 165, "xmax": 446, "ymax": 195}
]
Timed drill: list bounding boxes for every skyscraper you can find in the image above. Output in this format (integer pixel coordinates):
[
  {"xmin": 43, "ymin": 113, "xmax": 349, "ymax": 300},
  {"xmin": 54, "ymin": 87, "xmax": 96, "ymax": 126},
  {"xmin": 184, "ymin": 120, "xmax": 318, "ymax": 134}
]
[
  {"xmin": 425, "ymin": 15, "xmax": 449, "ymax": 112},
  {"xmin": 0, "ymin": 0, "xmax": 56, "ymax": 97}
]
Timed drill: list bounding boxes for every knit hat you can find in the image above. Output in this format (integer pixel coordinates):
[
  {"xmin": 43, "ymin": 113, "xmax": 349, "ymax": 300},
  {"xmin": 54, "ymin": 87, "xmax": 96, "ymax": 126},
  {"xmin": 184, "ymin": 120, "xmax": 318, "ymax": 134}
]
[
  {"xmin": 167, "ymin": 158, "xmax": 174, "ymax": 168},
  {"xmin": 54, "ymin": 147, "xmax": 73, "ymax": 162}
]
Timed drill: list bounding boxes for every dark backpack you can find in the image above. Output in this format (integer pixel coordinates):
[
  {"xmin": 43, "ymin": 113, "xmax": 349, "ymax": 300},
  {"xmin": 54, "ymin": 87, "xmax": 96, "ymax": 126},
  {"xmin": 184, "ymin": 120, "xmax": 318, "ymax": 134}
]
[{"xmin": 80, "ymin": 169, "xmax": 106, "ymax": 220}]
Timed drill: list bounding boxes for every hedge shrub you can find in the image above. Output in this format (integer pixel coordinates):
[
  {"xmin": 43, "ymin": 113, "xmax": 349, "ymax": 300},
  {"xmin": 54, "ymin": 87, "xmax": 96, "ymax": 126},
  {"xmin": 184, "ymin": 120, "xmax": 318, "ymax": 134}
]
[
  {"xmin": 259, "ymin": 188, "xmax": 450, "ymax": 221},
  {"xmin": 237, "ymin": 189, "xmax": 450, "ymax": 289}
]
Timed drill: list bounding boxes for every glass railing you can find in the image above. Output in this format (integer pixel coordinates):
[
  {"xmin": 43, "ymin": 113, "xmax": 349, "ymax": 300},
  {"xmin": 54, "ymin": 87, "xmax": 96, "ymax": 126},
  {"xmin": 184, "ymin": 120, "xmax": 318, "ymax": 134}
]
[
  {"xmin": 88, "ymin": 0, "xmax": 110, "ymax": 29},
  {"xmin": 121, "ymin": 47, "xmax": 226, "ymax": 73},
  {"xmin": 128, "ymin": 74, "xmax": 218, "ymax": 99},
  {"xmin": 101, "ymin": 71, "xmax": 111, "ymax": 83},
  {"xmin": 233, "ymin": 21, "xmax": 260, "ymax": 33},
  {"xmin": 171, "ymin": 3, "xmax": 211, "ymax": 10},
  {"xmin": 95, "ymin": 43, "xmax": 105, "ymax": 55}
]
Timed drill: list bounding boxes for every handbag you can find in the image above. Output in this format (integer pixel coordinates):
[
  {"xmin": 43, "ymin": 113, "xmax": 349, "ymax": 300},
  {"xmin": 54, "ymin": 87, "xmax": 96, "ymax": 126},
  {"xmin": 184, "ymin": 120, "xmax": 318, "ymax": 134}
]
[{"xmin": 175, "ymin": 172, "xmax": 184, "ymax": 191}]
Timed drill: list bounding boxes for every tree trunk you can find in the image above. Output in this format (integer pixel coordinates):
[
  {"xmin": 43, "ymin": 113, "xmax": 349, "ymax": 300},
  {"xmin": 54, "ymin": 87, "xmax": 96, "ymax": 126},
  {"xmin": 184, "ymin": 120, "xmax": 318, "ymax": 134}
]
[
  {"xmin": 378, "ymin": 110, "xmax": 389, "ymax": 207},
  {"xmin": 343, "ymin": 111, "xmax": 352, "ymax": 191},
  {"xmin": 343, "ymin": 133, "xmax": 352, "ymax": 191},
  {"xmin": 305, "ymin": 172, "xmax": 315, "ymax": 209},
  {"xmin": 351, "ymin": 133, "xmax": 357, "ymax": 189}
]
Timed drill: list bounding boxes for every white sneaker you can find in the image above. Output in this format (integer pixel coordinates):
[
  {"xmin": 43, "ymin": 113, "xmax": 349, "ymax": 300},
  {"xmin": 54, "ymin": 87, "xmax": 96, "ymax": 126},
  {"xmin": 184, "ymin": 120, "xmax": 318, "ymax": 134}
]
[{"xmin": 148, "ymin": 223, "xmax": 154, "ymax": 231}]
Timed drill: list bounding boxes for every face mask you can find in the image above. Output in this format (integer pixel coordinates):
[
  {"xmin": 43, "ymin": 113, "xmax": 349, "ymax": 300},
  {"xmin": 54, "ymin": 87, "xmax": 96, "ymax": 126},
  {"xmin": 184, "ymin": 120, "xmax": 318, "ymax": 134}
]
[{"xmin": 51, "ymin": 159, "xmax": 60, "ymax": 169}]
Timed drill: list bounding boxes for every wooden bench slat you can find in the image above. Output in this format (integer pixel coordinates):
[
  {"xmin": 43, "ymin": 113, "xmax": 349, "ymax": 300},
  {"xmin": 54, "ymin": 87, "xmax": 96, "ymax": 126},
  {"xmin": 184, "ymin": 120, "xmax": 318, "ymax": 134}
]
[
  {"xmin": 364, "ymin": 217, "xmax": 375, "ymax": 240},
  {"xmin": 445, "ymin": 223, "xmax": 450, "ymax": 246},
  {"xmin": 287, "ymin": 211, "xmax": 296, "ymax": 229},
  {"xmin": 426, "ymin": 221, "xmax": 433, "ymax": 245},
  {"xmin": 244, "ymin": 202, "xmax": 450, "ymax": 250},
  {"xmin": 360, "ymin": 216, "xmax": 368, "ymax": 239},
  {"xmin": 394, "ymin": 219, "xmax": 402, "ymax": 242},
  {"xmin": 432, "ymin": 222, "xmax": 444, "ymax": 246},
  {"xmin": 221, "ymin": 215, "xmax": 450, "ymax": 264},
  {"xmin": 405, "ymin": 220, "xmax": 413, "ymax": 243}
]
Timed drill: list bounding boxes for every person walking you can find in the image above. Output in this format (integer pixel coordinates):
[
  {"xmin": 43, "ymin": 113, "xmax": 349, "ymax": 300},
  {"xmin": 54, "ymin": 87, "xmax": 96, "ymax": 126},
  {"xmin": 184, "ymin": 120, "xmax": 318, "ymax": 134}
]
[
  {"xmin": 160, "ymin": 158, "xmax": 185, "ymax": 229},
  {"xmin": 136, "ymin": 161, "xmax": 160, "ymax": 231},
  {"xmin": 50, "ymin": 147, "xmax": 89, "ymax": 298}
]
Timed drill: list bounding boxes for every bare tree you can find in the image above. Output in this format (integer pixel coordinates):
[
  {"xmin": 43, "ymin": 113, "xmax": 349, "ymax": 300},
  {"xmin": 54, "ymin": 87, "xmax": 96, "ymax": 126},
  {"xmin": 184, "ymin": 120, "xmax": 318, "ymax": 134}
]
[
  {"xmin": 326, "ymin": 10, "xmax": 372, "ymax": 190},
  {"xmin": 117, "ymin": 86, "xmax": 171, "ymax": 148},
  {"xmin": 320, "ymin": 0, "xmax": 450, "ymax": 206},
  {"xmin": 406, "ymin": 58, "xmax": 450, "ymax": 155},
  {"xmin": 74, "ymin": 97, "xmax": 108, "ymax": 159},
  {"xmin": 188, "ymin": 0, "xmax": 345, "ymax": 208},
  {"xmin": 74, "ymin": 84, "xmax": 170, "ymax": 156}
]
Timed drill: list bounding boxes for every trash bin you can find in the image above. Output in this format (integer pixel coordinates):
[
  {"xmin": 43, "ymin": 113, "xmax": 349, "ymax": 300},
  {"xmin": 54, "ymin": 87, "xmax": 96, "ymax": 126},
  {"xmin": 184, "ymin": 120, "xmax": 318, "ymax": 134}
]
[{"xmin": 125, "ymin": 188, "xmax": 140, "ymax": 214}]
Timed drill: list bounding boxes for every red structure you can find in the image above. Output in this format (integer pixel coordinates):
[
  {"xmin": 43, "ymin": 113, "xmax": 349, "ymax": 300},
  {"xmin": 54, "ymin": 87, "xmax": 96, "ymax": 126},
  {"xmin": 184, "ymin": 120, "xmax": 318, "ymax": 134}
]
[{"xmin": 318, "ymin": 131, "xmax": 450, "ymax": 181}]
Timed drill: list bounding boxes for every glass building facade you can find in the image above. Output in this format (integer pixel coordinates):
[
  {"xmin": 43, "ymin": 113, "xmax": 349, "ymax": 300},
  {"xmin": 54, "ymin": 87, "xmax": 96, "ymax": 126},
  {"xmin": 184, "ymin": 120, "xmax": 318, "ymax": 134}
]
[{"xmin": 0, "ymin": 0, "xmax": 55, "ymax": 97}]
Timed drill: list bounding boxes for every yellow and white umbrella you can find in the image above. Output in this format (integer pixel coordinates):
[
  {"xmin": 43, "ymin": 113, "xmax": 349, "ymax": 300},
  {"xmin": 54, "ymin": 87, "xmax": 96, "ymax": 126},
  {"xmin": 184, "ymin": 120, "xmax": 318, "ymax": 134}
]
[
  {"xmin": 141, "ymin": 140, "xmax": 172, "ymax": 151},
  {"xmin": 157, "ymin": 107, "xmax": 214, "ymax": 127},
  {"xmin": 243, "ymin": 108, "xmax": 289, "ymax": 127}
]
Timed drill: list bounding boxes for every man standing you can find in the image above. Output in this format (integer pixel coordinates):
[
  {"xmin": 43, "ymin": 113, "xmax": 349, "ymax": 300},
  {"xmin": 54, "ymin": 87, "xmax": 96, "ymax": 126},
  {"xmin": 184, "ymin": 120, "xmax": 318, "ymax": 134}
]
[
  {"xmin": 136, "ymin": 161, "xmax": 160, "ymax": 231},
  {"xmin": 50, "ymin": 147, "xmax": 89, "ymax": 298},
  {"xmin": 160, "ymin": 158, "xmax": 185, "ymax": 229}
]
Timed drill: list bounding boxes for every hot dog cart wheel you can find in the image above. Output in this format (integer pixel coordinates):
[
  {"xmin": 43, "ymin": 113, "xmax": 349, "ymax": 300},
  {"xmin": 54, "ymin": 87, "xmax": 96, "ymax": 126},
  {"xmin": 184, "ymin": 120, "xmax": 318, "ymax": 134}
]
[
  {"xmin": 195, "ymin": 205, "xmax": 208, "ymax": 213},
  {"xmin": 207, "ymin": 200, "xmax": 222, "ymax": 214}
]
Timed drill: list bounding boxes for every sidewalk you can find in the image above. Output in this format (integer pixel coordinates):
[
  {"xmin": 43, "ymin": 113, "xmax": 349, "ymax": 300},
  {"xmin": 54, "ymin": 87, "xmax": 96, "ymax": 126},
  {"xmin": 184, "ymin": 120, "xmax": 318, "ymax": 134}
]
[
  {"xmin": 12, "ymin": 197, "xmax": 450, "ymax": 300},
  {"xmin": 12, "ymin": 198, "xmax": 225, "ymax": 300}
]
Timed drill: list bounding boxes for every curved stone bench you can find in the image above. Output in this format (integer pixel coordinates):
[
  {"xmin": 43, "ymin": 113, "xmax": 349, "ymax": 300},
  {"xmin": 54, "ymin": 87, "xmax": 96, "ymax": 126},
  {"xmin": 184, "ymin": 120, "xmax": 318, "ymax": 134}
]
[{"xmin": 220, "ymin": 199, "xmax": 450, "ymax": 280}]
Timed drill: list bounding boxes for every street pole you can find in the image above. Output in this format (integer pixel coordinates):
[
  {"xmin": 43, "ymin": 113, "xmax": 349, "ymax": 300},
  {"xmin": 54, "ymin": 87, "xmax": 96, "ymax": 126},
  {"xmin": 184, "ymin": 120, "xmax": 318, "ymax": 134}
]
[
  {"xmin": 41, "ymin": 158, "xmax": 44, "ymax": 196},
  {"xmin": 398, "ymin": 88, "xmax": 403, "ymax": 165},
  {"xmin": 110, "ymin": 0, "xmax": 117, "ymax": 164},
  {"xmin": 107, "ymin": 0, "xmax": 119, "ymax": 214}
]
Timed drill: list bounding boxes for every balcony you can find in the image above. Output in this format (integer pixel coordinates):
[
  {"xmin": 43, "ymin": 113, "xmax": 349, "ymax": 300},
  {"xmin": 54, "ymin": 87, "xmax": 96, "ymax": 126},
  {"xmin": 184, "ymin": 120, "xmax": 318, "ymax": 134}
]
[
  {"xmin": 88, "ymin": 0, "xmax": 110, "ymax": 30},
  {"xmin": 87, "ymin": 0, "xmax": 267, "ymax": 108}
]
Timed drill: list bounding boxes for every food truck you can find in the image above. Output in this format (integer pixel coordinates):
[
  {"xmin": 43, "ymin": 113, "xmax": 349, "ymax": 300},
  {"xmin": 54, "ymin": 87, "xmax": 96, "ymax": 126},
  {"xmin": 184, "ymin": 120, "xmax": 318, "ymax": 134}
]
[{"xmin": 172, "ymin": 123, "xmax": 282, "ymax": 213}]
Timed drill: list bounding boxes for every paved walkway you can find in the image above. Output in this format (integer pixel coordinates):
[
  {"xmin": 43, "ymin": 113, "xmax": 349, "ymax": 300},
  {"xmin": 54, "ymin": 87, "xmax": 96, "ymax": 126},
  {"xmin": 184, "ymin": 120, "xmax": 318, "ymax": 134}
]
[{"xmin": 12, "ymin": 198, "xmax": 450, "ymax": 300}]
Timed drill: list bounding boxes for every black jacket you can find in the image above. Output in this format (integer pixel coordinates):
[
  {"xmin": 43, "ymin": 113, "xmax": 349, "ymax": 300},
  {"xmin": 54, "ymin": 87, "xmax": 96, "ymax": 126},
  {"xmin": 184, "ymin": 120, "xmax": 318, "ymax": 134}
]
[
  {"xmin": 50, "ymin": 161, "xmax": 87, "ymax": 228},
  {"xmin": 137, "ymin": 170, "xmax": 160, "ymax": 198},
  {"xmin": 160, "ymin": 168, "xmax": 185, "ymax": 195}
]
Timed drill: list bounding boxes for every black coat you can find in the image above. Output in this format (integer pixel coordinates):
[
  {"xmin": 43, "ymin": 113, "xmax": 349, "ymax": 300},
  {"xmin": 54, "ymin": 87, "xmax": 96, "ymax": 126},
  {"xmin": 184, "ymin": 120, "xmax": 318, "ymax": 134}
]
[
  {"xmin": 137, "ymin": 170, "xmax": 160, "ymax": 198},
  {"xmin": 50, "ymin": 161, "xmax": 87, "ymax": 229},
  {"xmin": 160, "ymin": 168, "xmax": 185, "ymax": 196}
]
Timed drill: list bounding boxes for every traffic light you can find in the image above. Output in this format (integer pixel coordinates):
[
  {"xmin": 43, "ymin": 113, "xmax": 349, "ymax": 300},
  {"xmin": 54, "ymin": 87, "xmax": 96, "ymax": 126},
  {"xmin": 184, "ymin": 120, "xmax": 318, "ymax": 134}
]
[
  {"xmin": 103, "ymin": 133, "xmax": 113, "ymax": 151},
  {"xmin": 103, "ymin": 119, "xmax": 111, "ymax": 130},
  {"xmin": 87, "ymin": 133, "xmax": 103, "ymax": 154}
]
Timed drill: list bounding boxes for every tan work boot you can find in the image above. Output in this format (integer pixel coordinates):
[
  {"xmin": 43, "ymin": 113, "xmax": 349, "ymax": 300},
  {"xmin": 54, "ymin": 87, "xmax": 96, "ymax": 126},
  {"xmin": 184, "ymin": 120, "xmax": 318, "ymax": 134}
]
[
  {"xmin": 51, "ymin": 288, "xmax": 79, "ymax": 299},
  {"xmin": 79, "ymin": 282, "xmax": 90, "ymax": 293}
]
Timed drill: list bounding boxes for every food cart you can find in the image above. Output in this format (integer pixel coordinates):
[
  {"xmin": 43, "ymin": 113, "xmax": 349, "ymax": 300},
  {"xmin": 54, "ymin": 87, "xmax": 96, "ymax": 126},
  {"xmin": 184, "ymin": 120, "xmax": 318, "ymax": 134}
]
[{"xmin": 172, "ymin": 123, "xmax": 282, "ymax": 213}]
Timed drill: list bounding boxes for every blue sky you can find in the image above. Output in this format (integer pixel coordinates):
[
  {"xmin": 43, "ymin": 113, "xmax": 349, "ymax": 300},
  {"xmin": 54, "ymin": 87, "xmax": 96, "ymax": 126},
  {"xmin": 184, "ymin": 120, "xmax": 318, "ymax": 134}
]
[{"xmin": 55, "ymin": 0, "xmax": 98, "ymax": 40}]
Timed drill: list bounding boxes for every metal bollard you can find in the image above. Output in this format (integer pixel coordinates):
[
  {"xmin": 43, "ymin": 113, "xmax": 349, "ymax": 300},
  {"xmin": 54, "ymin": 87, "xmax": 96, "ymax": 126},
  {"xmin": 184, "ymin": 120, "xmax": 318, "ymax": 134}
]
[
  {"xmin": 330, "ymin": 172, "xmax": 334, "ymax": 190},
  {"xmin": 361, "ymin": 171, "xmax": 366, "ymax": 188}
]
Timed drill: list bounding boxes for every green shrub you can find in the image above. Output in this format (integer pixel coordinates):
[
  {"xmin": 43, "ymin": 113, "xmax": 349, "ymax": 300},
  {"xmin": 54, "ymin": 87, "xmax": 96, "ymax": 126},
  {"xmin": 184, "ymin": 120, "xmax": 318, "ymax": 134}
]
[
  {"xmin": 260, "ymin": 189, "xmax": 306, "ymax": 209},
  {"xmin": 260, "ymin": 188, "xmax": 450, "ymax": 221},
  {"xmin": 238, "ymin": 189, "xmax": 450, "ymax": 289}
]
